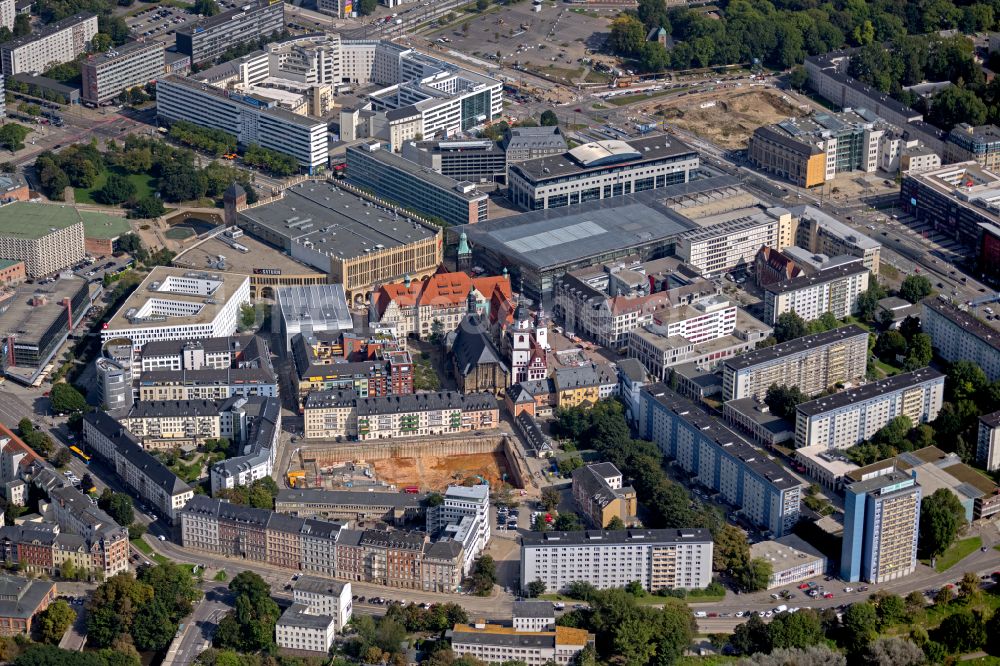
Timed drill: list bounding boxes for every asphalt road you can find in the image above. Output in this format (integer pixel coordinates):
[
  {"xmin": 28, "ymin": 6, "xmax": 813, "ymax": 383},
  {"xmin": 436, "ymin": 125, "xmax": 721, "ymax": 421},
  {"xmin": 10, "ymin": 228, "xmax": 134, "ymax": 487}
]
[{"xmin": 163, "ymin": 584, "xmax": 232, "ymax": 666}]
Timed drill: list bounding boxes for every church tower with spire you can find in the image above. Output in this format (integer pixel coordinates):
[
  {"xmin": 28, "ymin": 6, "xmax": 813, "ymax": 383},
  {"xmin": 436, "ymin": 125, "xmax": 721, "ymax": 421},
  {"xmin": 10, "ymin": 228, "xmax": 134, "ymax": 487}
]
[{"xmin": 457, "ymin": 231, "xmax": 472, "ymax": 272}]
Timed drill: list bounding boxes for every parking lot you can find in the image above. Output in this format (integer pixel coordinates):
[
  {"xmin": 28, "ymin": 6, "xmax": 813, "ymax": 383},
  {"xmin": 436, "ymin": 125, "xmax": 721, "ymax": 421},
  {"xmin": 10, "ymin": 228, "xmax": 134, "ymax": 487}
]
[{"xmin": 125, "ymin": 4, "xmax": 197, "ymax": 41}]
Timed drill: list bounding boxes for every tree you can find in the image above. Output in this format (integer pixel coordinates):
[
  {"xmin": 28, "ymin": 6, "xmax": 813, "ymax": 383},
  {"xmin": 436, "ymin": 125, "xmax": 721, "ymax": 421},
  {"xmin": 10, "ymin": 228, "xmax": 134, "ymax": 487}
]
[
  {"xmin": 99, "ymin": 492, "xmax": 134, "ymax": 527},
  {"xmin": 469, "ymin": 555, "xmax": 497, "ymax": 596},
  {"xmin": 540, "ymin": 110, "xmax": 559, "ymax": 127},
  {"xmin": 192, "ymin": 0, "xmax": 220, "ymax": 16},
  {"xmin": 609, "ymin": 15, "xmax": 645, "ymax": 56},
  {"xmin": 788, "ymin": 65, "xmax": 808, "ymax": 90},
  {"xmin": 938, "ymin": 609, "xmax": 986, "ymax": 653},
  {"xmin": 919, "ymin": 487, "xmax": 967, "ymax": 559},
  {"xmin": 526, "ymin": 580, "xmax": 546, "ymax": 598},
  {"xmin": 12, "ymin": 13, "xmax": 29, "ymax": 37},
  {"xmin": 739, "ymin": 645, "xmax": 846, "ymax": 666},
  {"xmin": 239, "ymin": 304, "xmax": 255, "ymax": 330},
  {"xmin": 899, "ymin": 275, "xmax": 933, "ymax": 303},
  {"xmin": 736, "ymin": 558, "xmax": 771, "ymax": 592},
  {"xmin": 0, "ymin": 123, "xmax": 30, "ymax": 152},
  {"xmin": 214, "ymin": 571, "xmax": 280, "ymax": 653},
  {"xmin": 872, "ymin": 415, "xmax": 912, "ymax": 448},
  {"xmin": 50, "ymin": 447, "xmax": 71, "ymax": 468},
  {"xmin": 120, "ymin": 148, "xmax": 152, "ymax": 174},
  {"xmin": 532, "ymin": 514, "xmax": 550, "ymax": 532},
  {"xmin": 857, "ymin": 284, "xmax": 887, "ymax": 322},
  {"xmin": 774, "ymin": 312, "xmax": 807, "ymax": 342},
  {"xmin": 540, "ymin": 487, "xmax": 560, "ymax": 512},
  {"xmin": 870, "ymin": 592, "xmax": 905, "ymax": 628},
  {"xmin": 874, "ymin": 330, "xmax": 907, "ymax": 362},
  {"xmin": 840, "ymin": 602, "xmax": 878, "ymax": 653},
  {"xmin": 553, "ymin": 512, "xmax": 583, "ymax": 531},
  {"xmin": 959, "ymin": 570, "xmax": 982, "ymax": 603},
  {"xmin": 50, "ymin": 383, "xmax": 86, "ymax": 414},
  {"xmin": 903, "ymin": 333, "xmax": 932, "ymax": 371},
  {"xmin": 356, "ymin": 0, "xmax": 376, "ymax": 14},
  {"xmin": 764, "ymin": 384, "xmax": 807, "ymax": 419},
  {"xmin": 98, "ymin": 173, "xmax": 137, "ymax": 205},
  {"xmin": 928, "ymin": 85, "xmax": 988, "ymax": 130},
  {"xmin": 86, "ymin": 573, "xmax": 155, "ymax": 647},
  {"xmin": 131, "ymin": 600, "xmax": 174, "ymax": 651},
  {"xmin": 768, "ymin": 609, "xmax": 824, "ymax": 650},
  {"xmin": 948, "ymin": 360, "xmax": 988, "ymax": 401},
  {"xmin": 130, "ymin": 196, "xmax": 166, "ymax": 220},
  {"xmin": 713, "ymin": 523, "xmax": 750, "ymax": 573},
  {"xmin": 605, "ymin": 516, "xmax": 625, "ymax": 530},
  {"xmin": 730, "ymin": 613, "xmax": 770, "ymax": 656},
  {"xmin": 37, "ymin": 600, "xmax": 75, "ymax": 644}
]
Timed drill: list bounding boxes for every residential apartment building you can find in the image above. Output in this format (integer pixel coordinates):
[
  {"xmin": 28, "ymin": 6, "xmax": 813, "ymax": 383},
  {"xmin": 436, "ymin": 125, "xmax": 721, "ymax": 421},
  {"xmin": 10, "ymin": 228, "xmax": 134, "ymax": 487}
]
[
  {"xmin": 0, "ymin": 205, "xmax": 85, "ymax": 277},
  {"xmin": 507, "ymin": 136, "xmax": 699, "ymax": 211},
  {"xmin": 210, "ymin": 395, "xmax": 281, "ymax": 495},
  {"xmin": 571, "ymin": 463, "xmax": 637, "ymax": 528},
  {"xmin": 512, "ymin": 601, "xmax": 556, "ymax": 633},
  {"xmin": 275, "ymin": 489, "xmax": 426, "ymax": 526},
  {"xmin": 943, "ymin": 124, "xmax": 1000, "ymax": 171},
  {"xmin": 721, "ymin": 325, "xmax": 870, "ymax": 401},
  {"xmin": 303, "ymin": 389, "xmax": 498, "ymax": 440},
  {"xmin": 101, "ymin": 268, "xmax": 251, "ymax": 356},
  {"xmin": 370, "ymin": 271, "xmax": 513, "ymax": 340},
  {"xmin": 922, "ymin": 298, "xmax": 1000, "ymax": 381},
  {"xmin": 175, "ymin": 0, "xmax": 284, "ymax": 65},
  {"xmin": 841, "ymin": 468, "xmax": 921, "ymax": 583},
  {"xmin": 520, "ymin": 528, "xmax": 713, "ymax": 593},
  {"xmin": 291, "ymin": 577, "xmax": 352, "ymax": 631},
  {"xmin": 794, "ymin": 368, "xmax": 945, "ymax": 449},
  {"xmin": 793, "ymin": 206, "xmax": 881, "ymax": 276},
  {"xmin": 120, "ymin": 400, "xmax": 221, "ymax": 447},
  {"xmin": 96, "ymin": 357, "xmax": 132, "ymax": 412},
  {"xmin": 640, "ymin": 384, "xmax": 804, "ymax": 536},
  {"xmin": 46, "ymin": 486, "xmax": 130, "ymax": 577},
  {"xmin": 979, "ymin": 410, "xmax": 1000, "ymax": 472},
  {"xmin": 552, "ymin": 363, "xmax": 618, "ymax": 409},
  {"xmin": 81, "ymin": 40, "xmax": 165, "ymax": 105},
  {"xmin": 137, "ymin": 367, "xmax": 279, "ymax": 401},
  {"xmin": 0, "ymin": 13, "xmax": 97, "ymax": 76},
  {"xmin": 451, "ymin": 623, "xmax": 591, "ymax": 666},
  {"xmin": 748, "ymin": 108, "xmax": 886, "ymax": 188},
  {"xmin": 275, "ymin": 604, "xmax": 336, "ymax": 654},
  {"xmin": 181, "ymin": 496, "xmax": 468, "ymax": 591},
  {"xmin": 762, "ymin": 261, "xmax": 870, "ymax": 324},
  {"xmin": 0, "ymin": 576, "xmax": 55, "ymax": 636},
  {"xmin": 346, "ymin": 142, "xmax": 488, "ymax": 227},
  {"xmin": 81, "ymin": 411, "xmax": 194, "ymax": 522},
  {"xmin": 156, "ymin": 75, "xmax": 327, "ymax": 172},
  {"xmin": 675, "ymin": 208, "xmax": 792, "ymax": 277}
]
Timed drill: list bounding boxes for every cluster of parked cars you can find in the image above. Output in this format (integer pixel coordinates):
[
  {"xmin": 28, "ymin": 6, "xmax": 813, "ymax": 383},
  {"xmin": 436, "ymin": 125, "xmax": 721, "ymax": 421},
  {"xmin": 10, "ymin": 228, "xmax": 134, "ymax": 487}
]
[{"xmin": 496, "ymin": 507, "xmax": 518, "ymax": 531}]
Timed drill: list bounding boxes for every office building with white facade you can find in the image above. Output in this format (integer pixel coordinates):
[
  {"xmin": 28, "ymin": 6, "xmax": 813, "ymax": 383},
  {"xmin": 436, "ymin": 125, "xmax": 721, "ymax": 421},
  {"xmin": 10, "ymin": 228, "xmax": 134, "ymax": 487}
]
[
  {"xmin": 762, "ymin": 260, "xmax": 870, "ymax": 324},
  {"xmin": 291, "ymin": 577, "xmax": 352, "ymax": 631},
  {"xmin": 675, "ymin": 208, "xmax": 792, "ymax": 277},
  {"xmin": 81, "ymin": 40, "xmax": 165, "ymax": 105},
  {"xmin": 512, "ymin": 601, "xmax": 556, "ymax": 633},
  {"xmin": 507, "ymin": 136, "xmax": 698, "ymax": 211},
  {"xmin": 101, "ymin": 267, "xmax": 251, "ymax": 356},
  {"xmin": 275, "ymin": 605, "xmax": 337, "ymax": 654},
  {"xmin": 640, "ymin": 384, "xmax": 803, "ymax": 537},
  {"xmin": 0, "ymin": 13, "xmax": 97, "ymax": 76},
  {"xmin": 721, "ymin": 325, "xmax": 870, "ymax": 401},
  {"xmin": 156, "ymin": 74, "xmax": 328, "ymax": 172},
  {"xmin": 794, "ymin": 368, "xmax": 944, "ymax": 449},
  {"xmin": 451, "ymin": 622, "xmax": 591, "ymax": 666},
  {"xmin": 750, "ymin": 535, "xmax": 828, "ymax": 589},
  {"xmin": 520, "ymin": 528, "xmax": 712, "ymax": 593},
  {"xmin": 426, "ymin": 484, "xmax": 490, "ymax": 577},
  {"xmin": 922, "ymin": 297, "xmax": 1000, "ymax": 381}
]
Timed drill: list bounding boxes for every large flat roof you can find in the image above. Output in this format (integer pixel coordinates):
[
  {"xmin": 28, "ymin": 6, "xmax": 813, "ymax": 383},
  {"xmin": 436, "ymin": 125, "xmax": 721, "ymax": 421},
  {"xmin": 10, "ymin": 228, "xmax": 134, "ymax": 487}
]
[
  {"xmin": 348, "ymin": 144, "xmax": 487, "ymax": 201},
  {"xmin": 763, "ymin": 259, "xmax": 867, "ymax": 295},
  {"xmin": 276, "ymin": 284, "xmax": 352, "ymax": 329},
  {"xmin": 923, "ymin": 297, "xmax": 1000, "ymax": 353},
  {"xmin": 160, "ymin": 75, "xmax": 323, "ymax": 129},
  {"xmin": 105, "ymin": 266, "xmax": 248, "ymax": 331},
  {"xmin": 0, "ymin": 277, "xmax": 88, "ymax": 345},
  {"xmin": 0, "ymin": 12, "xmax": 94, "ymax": 50},
  {"xmin": 456, "ymin": 190, "xmax": 695, "ymax": 271},
  {"xmin": 173, "ymin": 231, "xmax": 325, "ymax": 276},
  {"xmin": 238, "ymin": 181, "xmax": 439, "ymax": 262},
  {"xmin": 0, "ymin": 203, "xmax": 84, "ymax": 239},
  {"xmin": 79, "ymin": 212, "xmax": 131, "ymax": 240},
  {"xmin": 512, "ymin": 134, "xmax": 696, "ymax": 182}
]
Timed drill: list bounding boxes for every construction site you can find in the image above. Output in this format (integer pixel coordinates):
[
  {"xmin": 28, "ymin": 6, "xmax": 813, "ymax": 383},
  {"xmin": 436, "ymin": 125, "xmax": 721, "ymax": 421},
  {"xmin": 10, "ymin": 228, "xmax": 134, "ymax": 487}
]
[
  {"xmin": 290, "ymin": 432, "xmax": 529, "ymax": 493},
  {"xmin": 654, "ymin": 88, "xmax": 810, "ymax": 149}
]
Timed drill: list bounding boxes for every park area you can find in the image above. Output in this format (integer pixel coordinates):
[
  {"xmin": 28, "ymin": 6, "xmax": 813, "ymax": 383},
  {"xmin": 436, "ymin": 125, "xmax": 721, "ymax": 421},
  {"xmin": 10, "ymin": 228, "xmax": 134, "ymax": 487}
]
[
  {"xmin": 74, "ymin": 167, "xmax": 156, "ymax": 206},
  {"xmin": 372, "ymin": 451, "xmax": 511, "ymax": 490},
  {"xmin": 656, "ymin": 88, "xmax": 809, "ymax": 149}
]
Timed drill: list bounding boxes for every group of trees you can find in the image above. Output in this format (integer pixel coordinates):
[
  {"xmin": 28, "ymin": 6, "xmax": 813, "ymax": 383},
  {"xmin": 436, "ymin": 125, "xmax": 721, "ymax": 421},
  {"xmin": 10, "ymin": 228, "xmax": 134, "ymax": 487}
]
[
  {"xmin": 116, "ymin": 233, "xmax": 173, "ymax": 269},
  {"xmin": 764, "ymin": 384, "xmax": 807, "ymax": 420},
  {"xmin": 0, "ymin": 124, "xmax": 31, "ymax": 153},
  {"xmin": 555, "ymin": 586, "xmax": 694, "ymax": 665},
  {"xmin": 214, "ymin": 572, "xmax": 280, "ymax": 653},
  {"xmin": 17, "ymin": 419, "xmax": 55, "ymax": 459},
  {"xmin": 872, "ymin": 317, "xmax": 933, "ymax": 372},
  {"xmin": 767, "ymin": 311, "xmax": 843, "ymax": 346},
  {"xmin": 242, "ymin": 144, "xmax": 299, "ymax": 178},
  {"xmin": 467, "ymin": 555, "xmax": 497, "ymax": 596},
  {"xmin": 12, "ymin": 643, "xmax": 141, "ymax": 666},
  {"xmin": 217, "ymin": 477, "xmax": 279, "ymax": 510},
  {"xmin": 87, "ymin": 564, "xmax": 201, "ymax": 654},
  {"xmin": 97, "ymin": 490, "xmax": 134, "ymax": 527},
  {"xmin": 845, "ymin": 414, "xmax": 928, "ymax": 465},
  {"xmin": 167, "ymin": 121, "xmax": 237, "ymax": 158},
  {"xmin": 36, "ymin": 600, "xmax": 76, "ymax": 644},
  {"xmin": 920, "ymin": 487, "xmax": 968, "ymax": 560},
  {"xmin": 609, "ymin": 0, "xmax": 1000, "ymax": 76},
  {"xmin": 341, "ymin": 604, "xmax": 467, "ymax": 665}
]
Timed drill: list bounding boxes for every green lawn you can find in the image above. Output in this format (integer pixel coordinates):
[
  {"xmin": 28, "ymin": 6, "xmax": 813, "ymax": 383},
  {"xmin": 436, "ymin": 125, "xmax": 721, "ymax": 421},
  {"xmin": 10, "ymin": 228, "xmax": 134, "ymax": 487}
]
[
  {"xmin": 925, "ymin": 536, "xmax": 982, "ymax": 572},
  {"xmin": 131, "ymin": 538, "xmax": 152, "ymax": 555},
  {"xmin": 872, "ymin": 358, "xmax": 901, "ymax": 378},
  {"xmin": 75, "ymin": 167, "xmax": 156, "ymax": 206}
]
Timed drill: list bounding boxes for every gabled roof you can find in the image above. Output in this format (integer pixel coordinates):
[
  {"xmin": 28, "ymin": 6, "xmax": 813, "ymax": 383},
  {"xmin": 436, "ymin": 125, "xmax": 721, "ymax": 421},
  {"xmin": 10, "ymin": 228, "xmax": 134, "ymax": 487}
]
[
  {"xmin": 451, "ymin": 314, "xmax": 509, "ymax": 377},
  {"xmin": 374, "ymin": 271, "xmax": 512, "ymax": 318}
]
